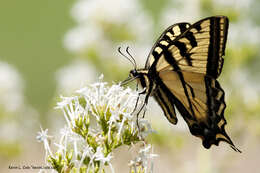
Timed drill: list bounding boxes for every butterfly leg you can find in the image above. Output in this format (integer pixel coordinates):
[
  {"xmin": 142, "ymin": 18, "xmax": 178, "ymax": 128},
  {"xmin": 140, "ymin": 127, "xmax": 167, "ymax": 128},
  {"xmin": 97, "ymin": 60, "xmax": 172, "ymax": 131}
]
[
  {"xmin": 142, "ymin": 106, "xmax": 147, "ymax": 118},
  {"xmin": 131, "ymin": 83, "xmax": 139, "ymax": 113},
  {"xmin": 132, "ymin": 85, "xmax": 146, "ymax": 114},
  {"xmin": 137, "ymin": 93, "xmax": 149, "ymax": 116},
  {"xmin": 135, "ymin": 83, "xmax": 138, "ymax": 91},
  {"xmin": 136, "ymin": 93, "xmax": 149, "ymax": 129}
]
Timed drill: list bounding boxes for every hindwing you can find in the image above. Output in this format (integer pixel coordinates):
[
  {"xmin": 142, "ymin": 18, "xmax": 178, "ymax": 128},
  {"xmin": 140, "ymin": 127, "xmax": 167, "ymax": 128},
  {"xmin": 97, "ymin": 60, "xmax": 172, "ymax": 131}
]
[
  {"xmin": 153, "ymin": 85, "xmax": 178, "ymax": 124},
  {"xmin": 157, "ymin": 70, "xmax": 240, "ymax": 151}
]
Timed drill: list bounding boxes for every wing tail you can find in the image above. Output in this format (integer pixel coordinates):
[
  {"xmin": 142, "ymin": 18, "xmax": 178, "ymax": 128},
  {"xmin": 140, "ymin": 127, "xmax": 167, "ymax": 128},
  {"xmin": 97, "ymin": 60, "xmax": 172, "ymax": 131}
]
[{"xmin": 159, "ymin": 70, "xmax": 241, "ymax": 152}]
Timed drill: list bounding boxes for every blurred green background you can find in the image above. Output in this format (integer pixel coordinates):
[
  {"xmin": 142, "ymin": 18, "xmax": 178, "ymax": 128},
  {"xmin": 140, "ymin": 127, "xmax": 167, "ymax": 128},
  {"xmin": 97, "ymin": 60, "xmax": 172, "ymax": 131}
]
[{"xmin": 0, "ymin": 0, "xmax": 260, "ymax": 172}]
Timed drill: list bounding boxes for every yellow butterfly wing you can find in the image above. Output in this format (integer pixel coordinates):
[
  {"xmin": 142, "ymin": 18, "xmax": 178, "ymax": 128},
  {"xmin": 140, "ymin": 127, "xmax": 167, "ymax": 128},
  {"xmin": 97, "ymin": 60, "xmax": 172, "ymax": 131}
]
[
  {"xmin": 147, "ymin": 16, "xmax": 228, "ymax": 79},
  {"xmin": 158, "ymin": 70, "xmax": 240, "ymax": 151}
]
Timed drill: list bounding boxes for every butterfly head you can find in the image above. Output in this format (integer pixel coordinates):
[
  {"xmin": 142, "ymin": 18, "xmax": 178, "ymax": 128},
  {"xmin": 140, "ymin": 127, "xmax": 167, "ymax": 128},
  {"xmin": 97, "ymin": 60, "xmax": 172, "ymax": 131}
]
[
  {"xmin": 129, "ymin": 68, "xmax": 150, "ymax": 90},
  {"xmin": 129, "ymin": 69, "xmax": 138, "ymax": 78},
  {"xmin": 129, "ymin": 69, "xmax": 149, "ymax": 78}
]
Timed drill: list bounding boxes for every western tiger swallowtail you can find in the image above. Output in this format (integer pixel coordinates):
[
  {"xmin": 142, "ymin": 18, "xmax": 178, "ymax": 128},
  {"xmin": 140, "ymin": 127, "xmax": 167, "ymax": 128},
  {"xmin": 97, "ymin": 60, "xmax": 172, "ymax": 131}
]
[{"xmin": 120, "ymin": 16, "xmax": 241, "ymax": 152}]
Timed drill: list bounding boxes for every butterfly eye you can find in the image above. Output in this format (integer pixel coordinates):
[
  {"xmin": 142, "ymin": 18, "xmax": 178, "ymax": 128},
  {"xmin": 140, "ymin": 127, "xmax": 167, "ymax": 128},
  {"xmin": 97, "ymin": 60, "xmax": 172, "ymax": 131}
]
[{"xmin": 129, "ymin": 70, "xmax": 134, "ymax": 76}]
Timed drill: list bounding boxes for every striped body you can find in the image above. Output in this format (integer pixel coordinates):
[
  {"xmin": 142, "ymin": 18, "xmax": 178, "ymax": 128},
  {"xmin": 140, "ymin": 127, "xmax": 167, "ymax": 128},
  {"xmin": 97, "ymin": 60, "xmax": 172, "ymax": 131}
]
[{"xmin": 129, "ymin": 16, "xmax": 240, "ymax": 152}]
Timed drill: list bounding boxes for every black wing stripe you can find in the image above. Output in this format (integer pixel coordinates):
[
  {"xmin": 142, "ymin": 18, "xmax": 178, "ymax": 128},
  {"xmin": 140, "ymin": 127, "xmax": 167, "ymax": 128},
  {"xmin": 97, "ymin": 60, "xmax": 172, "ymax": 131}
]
[
  {"xmin": 194, "ymin": 24, "xmax": 202, "ymax": 32},
  {"xmin": 173, "ymin": 41, "xmax": 187, "ymax": 57},
  {"xmin": 152, "ymin": 50, "xmax": 160, "ymax": 61},
  {"xmin": 184, "ymin": 31, "xmax": 197, "ymax": 47},
  {"xmin": 207, "ymin": 18, "xmax": 221, "ymax": 78},
  {"xmin": 206, "ymin": 17, "xmax": 228, "ymax": 78},
  {"xmin": 179, "ymin": 23, "xmax": 190, "ymax": 33},
  {"xmin": 203, "ymin": 76, "xmax": 239, "ymax": 150},
  {"xmin": 168, "ymin": 28, "xmax": 175, "ymax": 35},
  {"xmin": 158, "ymin": 81, "xmax": 196, "ymax": 121},
  {"xmin": 161, "ymin": 47, "xmax": 196, "ymax": 118},
  {"xmin": 154, "ymin": 87, "xmax": 178, "ymax": 124},
  {"xmin": 157, "ymin": 77, "xmax": 195, "ymax": 120},
  {"xmin": 173, "ymin": 41, "xmax": 192, "ymax": 66}
]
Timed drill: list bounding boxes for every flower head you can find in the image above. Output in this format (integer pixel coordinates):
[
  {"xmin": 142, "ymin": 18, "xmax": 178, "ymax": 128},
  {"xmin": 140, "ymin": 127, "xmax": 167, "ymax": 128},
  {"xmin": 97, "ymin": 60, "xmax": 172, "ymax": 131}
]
[
  {"xmin": 39, "ymin": 77, "xmax": 155, "ymax": 172},
  {"xmin": 36, "ymin": 127, "xmax": 53, "ymax": 159}
]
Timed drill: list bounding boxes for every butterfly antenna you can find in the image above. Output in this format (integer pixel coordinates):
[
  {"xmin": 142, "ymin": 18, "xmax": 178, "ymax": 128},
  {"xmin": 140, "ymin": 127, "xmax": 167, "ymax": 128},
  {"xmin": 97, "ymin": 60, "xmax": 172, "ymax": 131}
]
[
  {"xmin": 118, "ymin": 47, "xmax": 135, "ymax": 68},
  {"xmin": 126, "ymin": 46, "xmax": 137, "ymax": 69}
]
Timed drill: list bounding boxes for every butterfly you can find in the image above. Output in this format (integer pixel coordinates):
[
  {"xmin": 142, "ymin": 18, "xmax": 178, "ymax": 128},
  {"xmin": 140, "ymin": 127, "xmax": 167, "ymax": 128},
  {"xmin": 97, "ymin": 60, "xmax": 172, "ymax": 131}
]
[{"xmin": 120, "ymin": 16, "xmax": 241, "ymax": 152}]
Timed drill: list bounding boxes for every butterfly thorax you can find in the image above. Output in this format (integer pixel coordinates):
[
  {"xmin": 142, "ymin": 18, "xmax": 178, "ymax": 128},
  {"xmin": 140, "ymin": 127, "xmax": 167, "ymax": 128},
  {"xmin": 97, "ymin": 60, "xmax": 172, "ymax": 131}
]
[{"xmin": 130, "ymin": 69, "xmax": 155, "ymax": 94}]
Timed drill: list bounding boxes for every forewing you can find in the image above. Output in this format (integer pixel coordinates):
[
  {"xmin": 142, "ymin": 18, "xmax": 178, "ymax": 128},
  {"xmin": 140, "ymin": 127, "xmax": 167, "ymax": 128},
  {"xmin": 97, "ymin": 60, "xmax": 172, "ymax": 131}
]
[
  {"xmin": 145, "ymin": 22, "xmax": 191, "ymax": 69},
  {"xmin": 148, "ymin": 16, "xmax": 229, "ymax": 79},
  {"xmin": 158, "ymin": 70, "xmax": 240, "ymax": 151}
]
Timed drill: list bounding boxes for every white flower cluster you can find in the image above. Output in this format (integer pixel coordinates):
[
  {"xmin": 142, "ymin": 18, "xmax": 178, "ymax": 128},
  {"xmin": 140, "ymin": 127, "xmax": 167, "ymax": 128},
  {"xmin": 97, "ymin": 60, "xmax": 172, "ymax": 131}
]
[{"xmin": 37, "ymin": 77, "xmax": 156, "ymax": 172}]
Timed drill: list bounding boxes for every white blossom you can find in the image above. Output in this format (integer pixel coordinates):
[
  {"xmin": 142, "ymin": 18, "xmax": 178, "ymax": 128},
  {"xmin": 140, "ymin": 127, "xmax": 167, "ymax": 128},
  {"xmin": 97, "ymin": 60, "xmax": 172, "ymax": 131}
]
[
  {"xmin": 37, "ymin": 127, "xmax": 53, "ymax": 159},
  {"xmin": 39, "ymin": 77, "xmax": 155, "ymax": 172}
]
